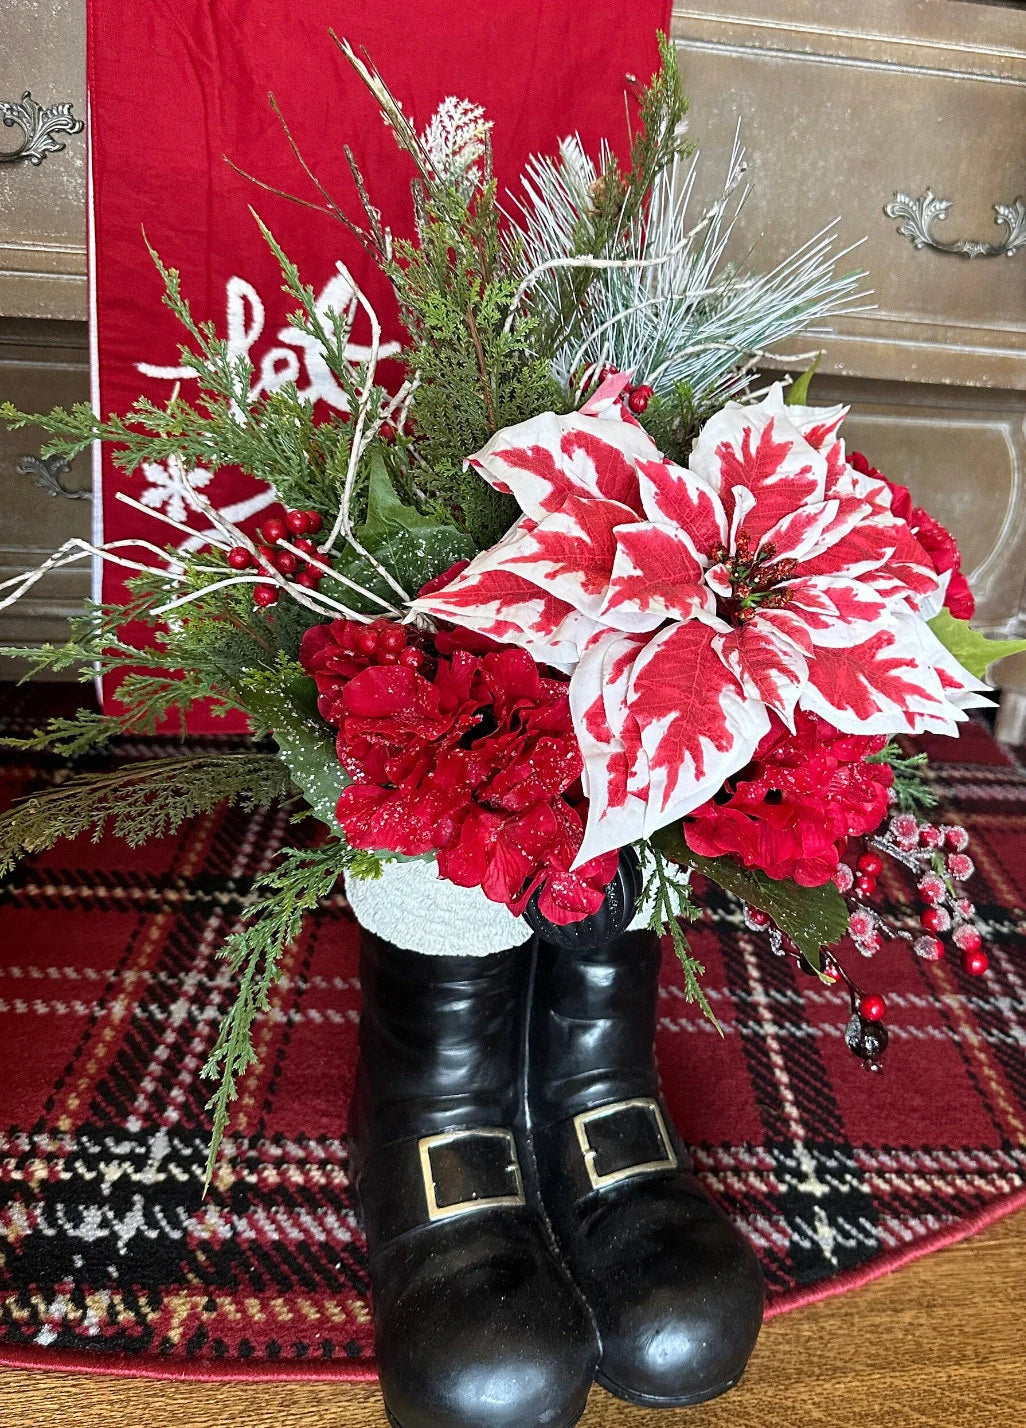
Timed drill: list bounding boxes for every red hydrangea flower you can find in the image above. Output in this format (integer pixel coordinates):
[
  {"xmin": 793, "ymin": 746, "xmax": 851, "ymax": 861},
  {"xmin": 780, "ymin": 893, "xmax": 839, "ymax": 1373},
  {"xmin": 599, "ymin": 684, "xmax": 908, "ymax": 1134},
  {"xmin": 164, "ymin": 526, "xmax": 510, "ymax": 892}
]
[
  {"xmin": 851, "ymin": 453, "xmax": 975, "ymax": 620},
  {"xmin": 682, "ymin": 710, "xmax": 894, "ymax": 886},
  {"xmin": 301, "ymin": 620, "xmax": 617, "ymax": 922}
]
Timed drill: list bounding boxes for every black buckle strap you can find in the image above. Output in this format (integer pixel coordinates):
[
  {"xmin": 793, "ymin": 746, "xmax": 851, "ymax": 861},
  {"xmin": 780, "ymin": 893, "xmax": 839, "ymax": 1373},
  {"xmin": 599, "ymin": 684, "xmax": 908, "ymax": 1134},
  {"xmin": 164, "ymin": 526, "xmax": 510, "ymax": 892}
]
[
  {"xmin": 357, "ymin": 1126, "xmax": 527, "ymax": 1244},
  {"xmin": 419, "ymin": 1128, "xmax": 526, "ymax": 1222},
  {"xmin": 534, "ymin": 1097, "xmax": 678, "ymax": 1203}
]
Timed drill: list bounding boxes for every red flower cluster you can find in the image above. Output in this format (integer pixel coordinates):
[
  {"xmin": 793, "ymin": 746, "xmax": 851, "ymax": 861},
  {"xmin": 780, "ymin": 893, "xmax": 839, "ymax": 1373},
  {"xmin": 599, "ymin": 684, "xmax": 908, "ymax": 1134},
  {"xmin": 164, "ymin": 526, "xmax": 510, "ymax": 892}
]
[
  {"xmin": 682, "ymin": 710, "xmax": 894, "ymax": 886},
  {"xmin": 851, "ymin": 452, "xmax": 975, "ymax": 620},
  {"xmin": 299, "ymin": 619, "xmax": 619, "ymax": 923}
]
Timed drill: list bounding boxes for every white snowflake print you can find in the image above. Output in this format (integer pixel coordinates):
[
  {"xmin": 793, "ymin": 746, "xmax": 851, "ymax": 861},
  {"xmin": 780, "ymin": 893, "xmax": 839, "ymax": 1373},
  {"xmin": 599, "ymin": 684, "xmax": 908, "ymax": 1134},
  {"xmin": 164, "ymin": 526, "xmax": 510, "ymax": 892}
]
[{"xmin": 137, "ymin": 457, "xmax": 214, "ymax": 525}]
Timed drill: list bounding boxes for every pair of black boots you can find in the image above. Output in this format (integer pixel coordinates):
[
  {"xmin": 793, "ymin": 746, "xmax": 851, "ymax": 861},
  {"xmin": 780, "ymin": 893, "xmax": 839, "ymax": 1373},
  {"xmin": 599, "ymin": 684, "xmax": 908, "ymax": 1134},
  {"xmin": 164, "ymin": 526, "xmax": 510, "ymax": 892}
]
[{"xmin": 349, "ymin": 927, "xmax": 764, "ymax": 1428}]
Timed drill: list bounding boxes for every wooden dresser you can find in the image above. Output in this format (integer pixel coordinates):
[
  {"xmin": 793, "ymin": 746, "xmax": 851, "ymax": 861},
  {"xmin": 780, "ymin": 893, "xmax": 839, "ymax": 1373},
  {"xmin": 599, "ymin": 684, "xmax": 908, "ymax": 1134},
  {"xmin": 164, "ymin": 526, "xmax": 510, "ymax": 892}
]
[
  {"xmin": 2, "ymin": 1, "xmax": 1026, "ymax": 718},
  {"xmin": 1, "ymin": 0, "xmax": 90, "ymax": 672}
]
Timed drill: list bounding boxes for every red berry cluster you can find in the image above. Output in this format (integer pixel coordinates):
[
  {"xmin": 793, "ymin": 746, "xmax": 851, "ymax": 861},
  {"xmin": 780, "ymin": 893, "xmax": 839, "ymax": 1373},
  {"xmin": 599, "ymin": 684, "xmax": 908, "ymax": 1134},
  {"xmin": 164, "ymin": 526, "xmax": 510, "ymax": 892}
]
[
  {"xmin": 226, "ymin": 508, "xmax": 324, "ymax": 608},
  {"xmin": 742, "ymin": 901, "xmax": 887, "ymax": 1068},
  {"xmin": 587, "ymin": 365, "xmax": 655, "ymax": 414},
  {"xmin": 835, "ymin": 813, "xmax": 988, "ymax": 976},
  {"xmin": 334, "ymin": 617, "xmax": 424, "ymax": 670}
]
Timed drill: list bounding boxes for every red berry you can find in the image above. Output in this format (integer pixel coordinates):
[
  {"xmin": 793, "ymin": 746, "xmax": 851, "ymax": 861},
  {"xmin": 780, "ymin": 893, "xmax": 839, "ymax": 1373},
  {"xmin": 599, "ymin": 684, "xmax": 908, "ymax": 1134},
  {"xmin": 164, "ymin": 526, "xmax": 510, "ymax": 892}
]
[
  {"xmin": 918, "ymin": 824, "xmax": 942, "ymax": 849},
  {"xmin": 379, "ymin": 422, "xmax": 396, "ymax": 443},
  {"xmin": 227, "ymin": 546, "xmax": 253, "ymax": 570},
  {"xmin": 859, "ymin": 994, "xmax": 886, "ymax": 1022},
  {"xmin": 914, "ymin": 935, "xmax": 945, "ymax": 961},
  {"xmin": 961, "ymin": 948, "xmax": 989, "ymax": 977},
  {"xmin": 273, "ymin": 549, "xmax": 299, "ymax": 575},
  {"xmin": 854, "ymin": 873, "xmax": 877, "ymax": 897},
  {"xmin": 627, "ymin": 384, "xmax": 653, "ymax": 414},
  {"xmin": 378, "ymin": 649, "xmax": 400, "ymax": 664},
  {"xmin": 295, "ymin": 570, "xmax": 321, "ymax": 590},
  {"xmin": 398, "ymin": 647, "xmax": 423, "ymax": 669},
  {"xmin": 302, "ymin": 510, "xmax": 323, "ymax": 535},
  {"xmin": 744, "ymin": 906, "xmax": 771, "ymax": 929},
  {"xmin": 954, "ymin": 925, "xmax": 982, "ymax": 954},
  {"xmin": 921, "ymin": 907, "xmax": 948, "ymax": 934},
  {"xmin": 260, "ymin": 517, "xmax": 287, "ymax": 544},
  {"xmin": 285, "ymin": 509, "xmax": 309, "ymax": 535},
  {"xmin": 253, "ymin": 583, "xmax": 278, "ymax": 607},
  {"xmin": 256, "ymin": 544, "xmax": 277, "ymax": 566},
  {"xmin": 856, "ymin": 851, "xmax": 883, "ymax": 877},
  {"xmin": 355, "ymin": 627, "xmax": 379, "ymax": 655},
  {"xmin": 379, "ymin": 624, "xmax": 406, "ymax": 654},
  {"xmin": 293, "ymin": 538, "xmax": 318, "ymax": 557}
]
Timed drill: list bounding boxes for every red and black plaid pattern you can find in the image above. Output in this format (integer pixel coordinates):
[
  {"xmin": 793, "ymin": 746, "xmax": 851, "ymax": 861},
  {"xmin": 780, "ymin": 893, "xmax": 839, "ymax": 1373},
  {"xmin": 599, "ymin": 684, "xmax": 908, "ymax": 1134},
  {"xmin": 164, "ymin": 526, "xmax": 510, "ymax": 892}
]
[{"xmin": 1, "ymin": 687, "xmax": 1024, "ymax": 1381}]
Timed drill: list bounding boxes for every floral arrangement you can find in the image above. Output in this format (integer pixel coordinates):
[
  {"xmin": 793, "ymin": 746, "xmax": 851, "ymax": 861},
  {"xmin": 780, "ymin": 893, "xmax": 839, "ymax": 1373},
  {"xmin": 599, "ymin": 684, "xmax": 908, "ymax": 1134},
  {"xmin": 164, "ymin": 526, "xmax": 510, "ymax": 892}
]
[{"xmin": 2, "ymin": 37, "xmax": 1024, "ymax": 1175}]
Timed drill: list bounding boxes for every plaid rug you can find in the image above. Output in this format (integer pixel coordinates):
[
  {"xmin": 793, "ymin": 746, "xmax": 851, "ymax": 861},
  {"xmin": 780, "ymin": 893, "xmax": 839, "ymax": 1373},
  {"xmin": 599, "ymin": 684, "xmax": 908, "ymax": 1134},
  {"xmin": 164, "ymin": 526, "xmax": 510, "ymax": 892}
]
[{"xmin": 1, "ymin": 686, "xmax": 1024, "ymax": 1382}]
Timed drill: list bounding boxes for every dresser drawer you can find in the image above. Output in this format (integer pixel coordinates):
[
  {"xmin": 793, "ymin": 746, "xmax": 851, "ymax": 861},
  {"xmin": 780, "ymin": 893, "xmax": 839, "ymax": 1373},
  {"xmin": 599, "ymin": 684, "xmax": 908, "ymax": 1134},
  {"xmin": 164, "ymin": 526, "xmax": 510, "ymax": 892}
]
[
  {"xmin": 0, "ymin": 318, "xmax": 91, "ymax": 672},
  {"xmin": 673, "ymin": 0, "xmax": 1026, "ymax": 388},
  {"xmin": 0, "ymin": 0, "xmax": 87, "ymax": 320}
]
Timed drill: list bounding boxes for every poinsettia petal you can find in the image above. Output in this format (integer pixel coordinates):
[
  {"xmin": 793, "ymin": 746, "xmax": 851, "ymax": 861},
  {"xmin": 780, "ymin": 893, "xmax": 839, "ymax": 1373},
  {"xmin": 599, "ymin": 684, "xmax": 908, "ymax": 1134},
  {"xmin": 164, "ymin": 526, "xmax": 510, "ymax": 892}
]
[
  {"xmin": 755, "ymin": 497, "xmax": 860, "ymax": 563},
  {"xmin": 910, "ymin": 618, "xmax": 994, "ymax": 711},
  {"xmin": 413, "ymin": 523, "xmax": 599, "ymax": 669},
  {"xmin": 799, "ymin": 614, "xmax": 959, "ymax": 735},
  {"xmin": 716, "ymin": 621, "xmax": 809, "ymax": 726},
  {"xmin": 762, "ymin": 383, "xmax": 849, "ymax": 494},
  {"xmin": 796, "ymin": 575, "xmax": 890, "ymax": 639},
  {"xmin": 635, "ymin": 457, "xmax": 728, "ymax": 550},
  {"xmin": 569, "ymin": 631, "xmax": 652, "ymax": 863},
  {"xmin": 689, "ymin": 401, "xmax": 827, "ymax": 544},
  {"xmin": 500, "ymin": 493, "xmax": 638, "ymax": 619},
  {"xmin": 578, "ymin": 370, "xmax": 633, "ymax": 416},
  {"xmin": 601, "ymin": 520, "xmax": 715, "ymax": 631},
  {"xmin": 625, "ymin": 620, "xmax": 771, "ymax": 830},
  {"xmin": 468, "ymin": 412, "xmax": 656, "ymax": 519}
]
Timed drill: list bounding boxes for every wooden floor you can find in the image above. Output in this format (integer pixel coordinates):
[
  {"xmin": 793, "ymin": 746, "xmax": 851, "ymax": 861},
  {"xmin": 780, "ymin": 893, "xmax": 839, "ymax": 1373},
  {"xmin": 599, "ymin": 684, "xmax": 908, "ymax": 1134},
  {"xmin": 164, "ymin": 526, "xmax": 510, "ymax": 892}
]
[{"xmin": 3, "ymin": 1208, "xmax": 1025, "ymax": 1428}]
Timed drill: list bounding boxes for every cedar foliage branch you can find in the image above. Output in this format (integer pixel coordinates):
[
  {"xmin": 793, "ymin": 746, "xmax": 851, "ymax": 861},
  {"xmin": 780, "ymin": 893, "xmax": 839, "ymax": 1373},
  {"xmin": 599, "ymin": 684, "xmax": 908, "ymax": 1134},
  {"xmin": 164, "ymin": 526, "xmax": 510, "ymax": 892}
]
[
  {"xmin": 201, "ymin": 839, "xmax": 382, "ymax": 1188},
  {"xmin": 0, "ymin": 753, "xmax": 292, "ymax": 876}
]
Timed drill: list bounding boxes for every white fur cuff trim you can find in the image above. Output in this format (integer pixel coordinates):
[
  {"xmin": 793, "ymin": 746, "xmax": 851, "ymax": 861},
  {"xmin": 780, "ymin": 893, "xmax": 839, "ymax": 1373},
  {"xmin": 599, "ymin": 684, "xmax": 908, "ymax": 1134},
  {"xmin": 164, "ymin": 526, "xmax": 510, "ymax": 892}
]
[{"xmin": 344, "ymin": 857, "xmax": 530, "ymax": 956}]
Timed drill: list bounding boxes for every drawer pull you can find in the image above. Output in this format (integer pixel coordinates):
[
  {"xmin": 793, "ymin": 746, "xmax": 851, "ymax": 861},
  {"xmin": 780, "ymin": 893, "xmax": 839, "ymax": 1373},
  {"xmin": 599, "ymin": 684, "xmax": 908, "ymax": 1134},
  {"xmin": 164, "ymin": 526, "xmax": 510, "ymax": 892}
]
[
  {"xmin": 17, "ymin": 454, "xmax": 91, "ymax": 500},
  {"xmin": 0, "ymin": 91, "xmax": 83, "ymax": 167},
  {"xmin": 884, "ymin": 190, "xmax": 1026, "ymax": 260}
]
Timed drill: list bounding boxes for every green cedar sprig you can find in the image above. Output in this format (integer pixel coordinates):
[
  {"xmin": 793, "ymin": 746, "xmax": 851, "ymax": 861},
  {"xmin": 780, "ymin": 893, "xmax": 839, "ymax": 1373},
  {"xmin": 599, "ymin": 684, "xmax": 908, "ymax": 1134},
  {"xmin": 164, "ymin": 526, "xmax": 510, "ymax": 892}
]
[
  {"xmin": 638, "ymin": 842, "xmax": 715, "ymax": 1025},
  {"xmin": 200, "ymin": 838, "xmax": 381, "ymax": 1187},
  {"xmin": 868, "ymin": 741, "xmax": 938, "ymax": 813},
  {"xmin": 0, "ymin": 752, "xmax": 292, "ymax": 876}
]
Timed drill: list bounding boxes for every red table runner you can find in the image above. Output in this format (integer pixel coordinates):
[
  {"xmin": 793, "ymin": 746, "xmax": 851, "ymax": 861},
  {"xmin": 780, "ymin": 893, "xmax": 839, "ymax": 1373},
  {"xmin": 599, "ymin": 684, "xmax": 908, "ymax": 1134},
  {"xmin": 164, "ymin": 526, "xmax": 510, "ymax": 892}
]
[{"xmin": 87, "ymin": 0, "xmax": 670, "ymax": 726}]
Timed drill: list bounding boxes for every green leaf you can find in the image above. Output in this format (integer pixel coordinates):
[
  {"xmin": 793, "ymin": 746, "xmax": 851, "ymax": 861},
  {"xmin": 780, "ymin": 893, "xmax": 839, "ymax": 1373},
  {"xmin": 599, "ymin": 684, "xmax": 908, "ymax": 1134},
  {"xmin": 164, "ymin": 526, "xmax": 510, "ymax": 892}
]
[
  {"xmin": 651, "ymin": 823, "xmax": 850, "ymax": 969},
  {"xmin": 239, "ymin": 668, "xmax": 348, "ymax": 827},
  {"xmin": 784, "ymin": 352, "xmax": 822, "ymax": 406},
  {"xmin": 927, "ymin": 608, "xmax": 1026, "ymax": 682},
  {"xmin": 333, "ymin": 447, "xmax": 476, "ymax": 611}
]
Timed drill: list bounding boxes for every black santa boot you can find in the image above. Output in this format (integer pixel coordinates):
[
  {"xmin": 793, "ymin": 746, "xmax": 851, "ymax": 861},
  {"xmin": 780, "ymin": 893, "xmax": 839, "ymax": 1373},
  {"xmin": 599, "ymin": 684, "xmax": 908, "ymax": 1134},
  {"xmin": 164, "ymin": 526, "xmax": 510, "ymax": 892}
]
[
  {"xmin": 527, "ymin": 926, "xmax": 764, "ymax": 1408},
  {"xmin": 349, "ymin": 930, "xmax": 599, "ymax": 1428}
]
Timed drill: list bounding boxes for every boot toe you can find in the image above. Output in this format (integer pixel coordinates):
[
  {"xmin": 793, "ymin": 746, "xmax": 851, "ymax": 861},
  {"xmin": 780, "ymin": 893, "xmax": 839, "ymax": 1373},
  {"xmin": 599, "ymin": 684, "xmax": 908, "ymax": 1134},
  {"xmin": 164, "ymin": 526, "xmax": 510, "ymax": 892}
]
[
  {"xmin": 375, "ymin": 1220, "xmax": 597, "ymax": 1428},
  {"xmin": 591, "ymin": 1204, "xmax": 764, "ymax": 1406}
]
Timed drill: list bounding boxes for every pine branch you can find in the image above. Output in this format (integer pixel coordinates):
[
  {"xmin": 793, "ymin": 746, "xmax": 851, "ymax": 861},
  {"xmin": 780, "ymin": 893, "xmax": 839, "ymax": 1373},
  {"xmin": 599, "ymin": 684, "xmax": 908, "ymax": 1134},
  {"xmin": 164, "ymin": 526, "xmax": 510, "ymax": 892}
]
[
  {"xmin": 200, "ymin": 839, "xmax": 384, "ymax": 1187},
  {"xmin": 0, "ymin": 753, "xmax": 292, "ymax": 875},
  {"xmin": 638, "ymin": 842, "xmax": 717, "ymax": 1027},
  {"xmin": 868, "ymin": 741, "xmax": 938, "ymax": 813}
]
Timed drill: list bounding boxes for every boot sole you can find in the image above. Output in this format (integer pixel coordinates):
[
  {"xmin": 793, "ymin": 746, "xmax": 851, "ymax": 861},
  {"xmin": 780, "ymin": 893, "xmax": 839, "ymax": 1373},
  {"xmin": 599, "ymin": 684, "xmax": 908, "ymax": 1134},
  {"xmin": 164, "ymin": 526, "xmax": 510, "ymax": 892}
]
[
  {"xmin": 384, "ymin": 1391, "xmax": 591, "ymax": 1428},
  {"xmin": 594, "ymin": 1367, "xmax": 743, "ymax": 1408}
]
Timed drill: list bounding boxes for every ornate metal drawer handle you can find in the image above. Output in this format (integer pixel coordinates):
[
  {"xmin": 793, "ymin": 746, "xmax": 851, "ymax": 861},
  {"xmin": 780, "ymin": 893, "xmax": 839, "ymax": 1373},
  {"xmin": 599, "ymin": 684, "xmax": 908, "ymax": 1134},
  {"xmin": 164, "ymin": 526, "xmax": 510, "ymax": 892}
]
[
  {"xmin": 884, "ymin": 190, "xmax": 1026, "ymax": 260},
  {"xmin": 0, "ymin": 91, "xmax": 83, "ymax": 167},
  {"xmin": 17, "ymin": 454, "xmax": 91, "ymax": 500}
]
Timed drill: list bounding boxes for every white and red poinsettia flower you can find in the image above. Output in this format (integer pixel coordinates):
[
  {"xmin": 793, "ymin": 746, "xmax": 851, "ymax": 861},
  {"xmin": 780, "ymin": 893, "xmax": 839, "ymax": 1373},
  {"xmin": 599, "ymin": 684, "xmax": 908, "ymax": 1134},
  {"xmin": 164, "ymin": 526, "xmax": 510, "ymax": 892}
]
[{"xmin": 413, "ymin": 378, "xmax": 989, "ymax": 863}]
